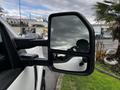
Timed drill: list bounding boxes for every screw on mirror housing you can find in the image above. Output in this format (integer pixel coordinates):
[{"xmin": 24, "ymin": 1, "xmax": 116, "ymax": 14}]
[{"xmin": 48, "ymin": 12, "xmax": 95, "ymax": 76}]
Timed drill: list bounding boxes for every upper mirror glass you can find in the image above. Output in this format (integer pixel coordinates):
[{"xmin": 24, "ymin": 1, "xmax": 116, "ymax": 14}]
[{"xmin": 50, "ymin": 15, "xmax": 90, "ymax": 53}]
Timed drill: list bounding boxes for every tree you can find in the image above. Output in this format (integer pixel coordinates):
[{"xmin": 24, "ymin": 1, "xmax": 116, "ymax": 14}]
[{"xmin": 94, "ymin": 0, "xmax": 120, "ymax": 61}]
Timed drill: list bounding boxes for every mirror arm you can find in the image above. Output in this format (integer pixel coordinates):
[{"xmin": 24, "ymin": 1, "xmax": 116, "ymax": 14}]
[
  {"xmin": 21, "ymin": 58, "xmax": 49, "ymax": 66},
  {"xmin": 14, "ymin": 38, "xmax": 48, "ymax": 49}
]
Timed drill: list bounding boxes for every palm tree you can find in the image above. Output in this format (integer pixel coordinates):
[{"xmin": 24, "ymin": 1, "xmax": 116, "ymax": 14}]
[{"xmin": 94, "ymin": 0, "xmax": 120, "ymax": 61}]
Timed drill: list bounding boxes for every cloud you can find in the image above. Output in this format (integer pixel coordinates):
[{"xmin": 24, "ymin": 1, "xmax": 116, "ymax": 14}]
[
  {"xmin": 22, "ymin": 0, "xmax": 104, "ymax": 23},
  {"xmin": 1, "ymin": 0, "xmax": 104, "ymax": 23}
]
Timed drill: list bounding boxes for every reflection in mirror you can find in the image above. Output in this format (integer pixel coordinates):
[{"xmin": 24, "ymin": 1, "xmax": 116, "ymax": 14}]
[
  {"xmin": 53, "ymin": 54, "xmax": 88, "ymax": 71},
  {"xmin": 50, "ymin": 15, "xmax": 90, "ymax": 53},
  {"xmin": 50, "ymin": 15, "xmax": 91, "ymax": 72}
]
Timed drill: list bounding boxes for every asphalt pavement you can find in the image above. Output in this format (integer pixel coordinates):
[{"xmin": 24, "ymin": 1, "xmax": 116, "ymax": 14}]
[
  {"xmin": 45, "ymin": 67, "xmax": 59, "ymax": 90},
  {"xmin": 42, "ymin": 47, "xmax": 60, "ymax": 90}
]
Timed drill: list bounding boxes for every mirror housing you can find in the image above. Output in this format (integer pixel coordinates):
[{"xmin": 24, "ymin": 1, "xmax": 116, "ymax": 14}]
[{"xmin": 48, "ymin": 12, "xmax": 95, "ymax": 75}]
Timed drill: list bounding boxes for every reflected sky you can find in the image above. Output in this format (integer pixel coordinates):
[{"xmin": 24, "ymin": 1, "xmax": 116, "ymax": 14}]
[{"xmin": 50, "ymin": 15, "xmax": 89, "ymax": 51}]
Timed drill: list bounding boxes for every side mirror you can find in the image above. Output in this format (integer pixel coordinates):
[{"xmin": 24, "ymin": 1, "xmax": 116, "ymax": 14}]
[
  {"xmin": 2, "ymin": 11, "xmax": 95, "ymax": 75},
  {"xmin": 48, "ymin": 12, "xmax": 95, "ymax": 75}
]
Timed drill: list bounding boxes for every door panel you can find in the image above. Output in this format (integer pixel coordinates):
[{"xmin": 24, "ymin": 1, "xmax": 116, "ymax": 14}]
[
  {"xmin": 7, "ymin": 67, "xmax": 35, "ymax": 90},
  {"xmin": 0, "ymin": 27, "xmax": 44, "ymax": 90},
  {"xmin": 0, "ymin": 68, "xmax": 23, "ymax": 90}
]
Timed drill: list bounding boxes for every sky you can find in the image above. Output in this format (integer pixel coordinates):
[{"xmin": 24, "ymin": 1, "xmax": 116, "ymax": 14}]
[{"xmin": 0, "ymin": 0, "xmax": 104, "ymax": 24}]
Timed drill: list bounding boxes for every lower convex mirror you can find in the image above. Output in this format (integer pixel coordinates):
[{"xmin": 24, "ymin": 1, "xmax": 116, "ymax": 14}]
[
  {"xmin": 48, "ymin": 12, "xmax": 95, "ymax": 75},
  {"xmin": 53, "ymin": 54, "xmax": 88, "ymax": 72}
]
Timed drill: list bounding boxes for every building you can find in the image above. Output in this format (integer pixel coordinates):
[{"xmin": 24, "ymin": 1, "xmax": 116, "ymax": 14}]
[
  {"xmin": 92, "ymin": 24, "xmax": 112, "ymax": 39},
  {"xmin": 4, "ymin": 17, "xmax": 48, "ymax": 35}
]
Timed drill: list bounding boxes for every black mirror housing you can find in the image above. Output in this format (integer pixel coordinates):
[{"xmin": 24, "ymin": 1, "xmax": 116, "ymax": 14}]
[{"xmin": 48, "ymin": 12, "xmax": 95, "ymax": 75}]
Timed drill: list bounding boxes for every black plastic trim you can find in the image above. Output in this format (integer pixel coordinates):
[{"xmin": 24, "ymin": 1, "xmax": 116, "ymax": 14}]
[
  {"xmin": 0, "ymin": 68, "xmax": 24, "ymax": 90},
  {"xmin": 14, "ymin": 38, "xmax": 48, "ymax": 49},
  {"xmin": 0, "ymin": 21, "xmax": 23, "ymax": 68}
]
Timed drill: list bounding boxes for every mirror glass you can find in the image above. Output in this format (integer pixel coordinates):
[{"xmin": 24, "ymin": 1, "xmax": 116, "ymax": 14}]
[
  {"xmin": 50, "ymin": 15, "xmax": 90, "ymax": 53},
  {"xmin": 50, "ymin": 15, "xmax": 90, "ymax": 72},
  {"xmin": 53, "ymin": 53, "xmax": 88, "ymax": 71}
]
